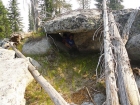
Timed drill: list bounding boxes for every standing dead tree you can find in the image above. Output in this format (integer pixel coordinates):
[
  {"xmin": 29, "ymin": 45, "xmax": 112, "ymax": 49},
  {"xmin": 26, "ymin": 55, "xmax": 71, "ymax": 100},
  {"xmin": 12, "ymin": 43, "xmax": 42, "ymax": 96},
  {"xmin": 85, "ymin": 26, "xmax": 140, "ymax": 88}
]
[
  {"xmin": 102, "ymin": 0, "xmax": 140, "ymax": 104},
  {"xmin": 102, "ymin": 0, "xmax": 119, "ymax": 105},
  {"xmin": 109, "ymin": 12, "xmax": 140, "ymax": 105}
]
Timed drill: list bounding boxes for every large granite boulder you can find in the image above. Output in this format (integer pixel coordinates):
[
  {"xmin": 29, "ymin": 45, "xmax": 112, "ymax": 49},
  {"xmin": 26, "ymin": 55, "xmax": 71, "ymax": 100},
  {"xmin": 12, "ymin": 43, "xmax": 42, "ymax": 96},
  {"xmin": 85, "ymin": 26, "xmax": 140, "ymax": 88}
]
[
  {"xmin": 43, "ymin": 9, "xmax": 102, "ymax": 53},
  {"xmin": 0, "ymin": 48, "xmax": 33, "ymax": 105},
  {"xmin": 0, "ymin": 48, "xmax": 15, "ymax": 60},
  {"xmin": 44, "ymin": 9, "xmax": 140, "ymax": 60},
  {"xmin": 44, "ymin": 9, "xmax": 101, "ymax": 33},
  {"xmin": 22, "ymin": 37, "xmax": 51, "ymax": 55}
]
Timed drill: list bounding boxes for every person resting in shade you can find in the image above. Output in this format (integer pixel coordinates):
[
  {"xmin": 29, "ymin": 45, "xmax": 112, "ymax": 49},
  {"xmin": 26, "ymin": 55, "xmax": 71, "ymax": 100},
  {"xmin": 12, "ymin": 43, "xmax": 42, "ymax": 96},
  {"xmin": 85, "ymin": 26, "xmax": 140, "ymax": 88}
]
[
  {"xmin": 65, "ymin": 34, "xmax": 76, "ymax": 49},
  {"xmin": 62, "ymin": 33, "xmax": 79, "ymax": 55}
]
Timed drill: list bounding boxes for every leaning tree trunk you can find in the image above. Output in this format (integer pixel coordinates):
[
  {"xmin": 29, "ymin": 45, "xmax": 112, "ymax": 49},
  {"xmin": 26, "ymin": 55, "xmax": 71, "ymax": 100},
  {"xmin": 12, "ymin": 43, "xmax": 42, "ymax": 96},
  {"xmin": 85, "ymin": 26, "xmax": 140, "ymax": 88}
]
[
  {"xmin": 10, "ymin": 43, "xmax": 68, "ymax": 105},
  {"xmin": 122, "ymin": 9, "xmax": 138, "ymax": 44},
  {"xmin": 109, "ymin": 12, "xmax": 140, "ymax": 105},
  {"xmin": 102, "ymin": 0, "xmax": 119, "ymax": 105}
]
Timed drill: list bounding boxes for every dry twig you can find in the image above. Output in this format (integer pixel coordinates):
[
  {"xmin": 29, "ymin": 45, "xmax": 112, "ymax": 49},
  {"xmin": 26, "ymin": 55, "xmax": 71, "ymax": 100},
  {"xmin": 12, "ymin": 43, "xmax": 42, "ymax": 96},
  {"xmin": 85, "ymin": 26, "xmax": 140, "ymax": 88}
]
[{"xmin": 85, "ymin": 87, "xmax": 96, "ymax": 105}]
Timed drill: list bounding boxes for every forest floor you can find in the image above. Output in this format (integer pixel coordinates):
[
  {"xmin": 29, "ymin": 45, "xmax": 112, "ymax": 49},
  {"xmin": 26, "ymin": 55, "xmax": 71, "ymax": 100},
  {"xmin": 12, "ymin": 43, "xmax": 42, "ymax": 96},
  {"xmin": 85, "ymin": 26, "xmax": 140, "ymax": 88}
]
[
  {"xmin": 20, "ymin": 32, "xmax": 140, "ymax": 105},
  {"xmin": 24, "ymin": 48, "xmax": 106, "ymax": 105}
]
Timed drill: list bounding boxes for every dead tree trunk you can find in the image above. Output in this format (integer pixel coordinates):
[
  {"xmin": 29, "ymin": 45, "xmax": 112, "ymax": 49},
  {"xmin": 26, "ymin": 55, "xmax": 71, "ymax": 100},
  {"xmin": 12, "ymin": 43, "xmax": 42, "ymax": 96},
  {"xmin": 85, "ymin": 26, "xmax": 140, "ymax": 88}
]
[
  {"xmin": 122, "ymin": 9, "xmax": 138, "ymax": 44},
  {"xmin": 102, "ymin": 0, "xmax": 119, "ymax": 105},
  {"xmin": 109, "ymin": 12, "xmax": 140, "ymax": 105},
  {"xmin": 10, "ymin": 43, "xmax": 68, "ymax": 105}
]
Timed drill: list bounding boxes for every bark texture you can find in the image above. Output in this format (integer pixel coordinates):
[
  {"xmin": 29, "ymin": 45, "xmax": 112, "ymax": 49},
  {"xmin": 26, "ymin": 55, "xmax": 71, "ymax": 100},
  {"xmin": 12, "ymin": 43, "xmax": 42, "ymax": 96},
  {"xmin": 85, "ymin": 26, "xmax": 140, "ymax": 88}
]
[
  {"xmin": 102, "ymin": 0, "xmax": 119, "ymax": 105},
  {"xmin": 109, "ymin": 12, "xmax": 140, "ymax": 105}
]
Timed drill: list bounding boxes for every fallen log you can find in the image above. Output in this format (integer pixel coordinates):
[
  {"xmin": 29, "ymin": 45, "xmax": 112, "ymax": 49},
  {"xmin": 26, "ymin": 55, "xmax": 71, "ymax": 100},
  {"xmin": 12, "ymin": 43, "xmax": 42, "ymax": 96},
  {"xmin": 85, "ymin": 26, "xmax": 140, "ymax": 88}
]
[
  {"xmin": 109, "ymin": 12, "xmax": 140, "ymax": 105},
  {"xmin": 102, "ymin": 0, "xmax": 119, "ymax": 105},
  {"xmin": 10, "ymin": 43, "xmax": 68, "ymax": 105}
]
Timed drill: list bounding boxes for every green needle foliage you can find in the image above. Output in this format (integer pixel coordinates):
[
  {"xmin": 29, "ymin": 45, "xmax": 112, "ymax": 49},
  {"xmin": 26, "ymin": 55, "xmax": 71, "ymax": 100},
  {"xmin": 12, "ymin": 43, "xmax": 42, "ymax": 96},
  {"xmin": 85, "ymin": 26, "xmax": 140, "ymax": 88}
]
[
  {"xmin": 95, "ymin": 0, "xmax": 124, "ymax": 10},
  {"xmin": 0, "ymin": 0, "xmax": 11, "ymax": 39},
  {"xmin": 8, "ymin": 0, "xmax": 23, "ymax": 32},
  {"xmin": 45, "ymin": 0, "xmax": 72, "ymax": 16}
]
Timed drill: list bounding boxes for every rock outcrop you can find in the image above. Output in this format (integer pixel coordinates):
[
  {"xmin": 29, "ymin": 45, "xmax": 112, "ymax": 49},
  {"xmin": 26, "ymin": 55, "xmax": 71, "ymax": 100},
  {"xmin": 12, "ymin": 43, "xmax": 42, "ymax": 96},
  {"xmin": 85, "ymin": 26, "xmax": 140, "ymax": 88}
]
[
  {"xmin": 0, "ymin": 48, "xmax": 33, "ymax": 105},
  {"xmin": 0, "ymin": 48, "xmax": 15, "ymax": 60},
  {"xmin": 44, "ymin": 9, "xmax": 140, "ymax": 60}
]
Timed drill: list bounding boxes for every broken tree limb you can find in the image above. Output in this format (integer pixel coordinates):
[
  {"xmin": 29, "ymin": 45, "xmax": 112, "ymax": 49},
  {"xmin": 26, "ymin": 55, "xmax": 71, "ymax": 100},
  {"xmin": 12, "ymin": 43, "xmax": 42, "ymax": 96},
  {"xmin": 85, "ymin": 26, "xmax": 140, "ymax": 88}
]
[
  {"xmin": 122, "ymin": 9, "xmax": 138, "ymax": 44},
  {"xmin": 10, "ymin": 43, "xmax": 68, "ymax": 105},
  {"xmin": 109, "ymin": 12, "xmax": 140, "ymax": 105},
  {"xmin": 85, "ymin": 87, "xmax": 96, "ymax": 105},
  {"xmin": 102, "ymin": 0, "xmax": 119, "ymax": 105}
]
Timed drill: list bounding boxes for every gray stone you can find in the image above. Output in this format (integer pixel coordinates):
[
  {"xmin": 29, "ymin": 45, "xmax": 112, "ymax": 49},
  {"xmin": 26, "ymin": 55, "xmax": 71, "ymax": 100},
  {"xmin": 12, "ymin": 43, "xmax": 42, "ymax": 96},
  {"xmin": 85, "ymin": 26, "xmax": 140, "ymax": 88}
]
[
  {"xmin": 22, "ymin": 37, "xmax": 51, "ymax": 55},
  {"xmin": 0, "ymin": 38, "xmax": 10, "ymax": 49},
  {"xmin": 126, "ymin": 34, "xmax": 140, "ymax": 61},
  {"xmin": 135, "ymin": 74, "xmax": 140, "ymax": 90},
  {"xmin": 28, "ymin": 57, "xmax": 41, "ymax": 69},
  {"xmin": 81, "ymin": 102, "xmax": 94, "ymax": 105},
  {"xmin": 93, "ymin": 93, "xmax": 106, "ymax": 105}
]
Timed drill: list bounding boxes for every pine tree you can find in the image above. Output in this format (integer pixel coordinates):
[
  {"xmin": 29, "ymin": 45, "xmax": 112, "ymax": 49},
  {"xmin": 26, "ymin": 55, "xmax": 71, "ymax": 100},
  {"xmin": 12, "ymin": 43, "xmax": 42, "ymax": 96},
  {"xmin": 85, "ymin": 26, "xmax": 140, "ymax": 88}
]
[
  {"xmin": 109, "ymin": 0, "xmax": 124, "ymax": 10},
  {"xmin": 0, "ymin": 0, "xmax": 11, "ymax": 39},
  {"xmin": 29, "ymin": 0, "xmax": 71, "ymax": 31},
  {"xmin": 77, "ymin": 0, "xmax": 91, "ymax": 9},
  {"xmin": 95, "ymin": 0, "xmax": 102, "ymax": 9},
  {"xmin": 45, "ymin": 0, "xmax": 53, "ymax": 14},
  {"xmin": 95, "ymin": 0, "xmax": 124, "ymax": 10},
  {"xmin": 45, "ymin": 0, "xmax": 72, "ymax": 16},
  {"xmin": 8, "ymin": 0, "xmax": 23, "ymax": 32},
  {"xmin": 28, "ymin": 5, "xmax": 34, "ymax": 31}
]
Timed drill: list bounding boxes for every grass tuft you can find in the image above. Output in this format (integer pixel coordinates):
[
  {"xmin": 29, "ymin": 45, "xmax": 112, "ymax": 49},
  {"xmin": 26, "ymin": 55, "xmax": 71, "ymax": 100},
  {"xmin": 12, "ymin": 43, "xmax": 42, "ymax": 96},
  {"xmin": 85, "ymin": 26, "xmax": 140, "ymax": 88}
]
[{"xmin": 25, "ymin": 50, "xmax": 103, "ymax": 105}]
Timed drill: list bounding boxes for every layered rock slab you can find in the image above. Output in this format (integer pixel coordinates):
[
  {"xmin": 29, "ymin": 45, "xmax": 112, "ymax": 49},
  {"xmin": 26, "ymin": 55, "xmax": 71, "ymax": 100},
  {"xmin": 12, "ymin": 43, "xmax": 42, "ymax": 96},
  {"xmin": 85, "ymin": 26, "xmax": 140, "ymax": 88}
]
[{"xmin": 44, "ymin": 9, "xmax": 101, "ymax": 33}]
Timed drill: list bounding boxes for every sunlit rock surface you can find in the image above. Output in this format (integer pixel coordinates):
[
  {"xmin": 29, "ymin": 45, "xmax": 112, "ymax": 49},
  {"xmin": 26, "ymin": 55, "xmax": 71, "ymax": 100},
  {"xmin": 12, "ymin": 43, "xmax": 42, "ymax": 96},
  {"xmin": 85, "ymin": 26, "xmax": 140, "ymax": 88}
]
[
  {"xmin": 44, "ymin": 9, "xmax": 101, "ymax": 33},
  {"xmin": 0, "ymin": 49, "xmax": 15, "ymax": 60},
  {"xmin": 0, "ymin": 48, "xmax": 33, "ymax": 105}
]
